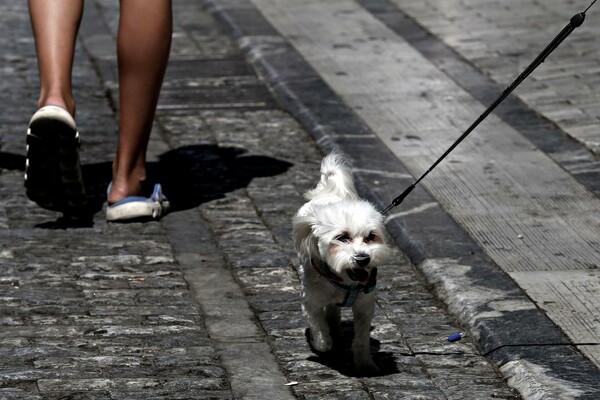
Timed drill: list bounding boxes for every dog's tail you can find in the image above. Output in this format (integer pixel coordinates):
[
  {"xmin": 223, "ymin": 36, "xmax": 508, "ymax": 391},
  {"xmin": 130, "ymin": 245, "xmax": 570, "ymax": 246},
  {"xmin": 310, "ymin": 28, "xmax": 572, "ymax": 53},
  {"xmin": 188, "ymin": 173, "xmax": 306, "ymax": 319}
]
[{"xmin": 305, "ymin": 152, "xmax": 359, "ymax": 200}]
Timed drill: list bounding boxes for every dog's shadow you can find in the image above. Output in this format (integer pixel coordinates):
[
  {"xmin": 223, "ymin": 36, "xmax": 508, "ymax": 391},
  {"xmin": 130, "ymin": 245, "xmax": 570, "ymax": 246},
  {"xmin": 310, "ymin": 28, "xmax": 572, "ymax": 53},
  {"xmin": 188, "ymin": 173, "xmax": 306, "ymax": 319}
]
[
  {"xmin": 306, "ymin": 322, "xmax": 399, "ymax": 377},
  {"xmin": 0, "ymin": 144, "xmax": 292, "ymax": 228}
]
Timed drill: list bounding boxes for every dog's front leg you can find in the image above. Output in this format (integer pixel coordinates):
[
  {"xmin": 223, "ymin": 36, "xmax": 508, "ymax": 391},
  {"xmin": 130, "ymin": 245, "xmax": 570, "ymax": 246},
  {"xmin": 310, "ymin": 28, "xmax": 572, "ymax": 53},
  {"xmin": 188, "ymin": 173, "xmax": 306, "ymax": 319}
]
[
  {"xmin": 352, "ymin": 292, "xmax": 378, "ymax": 375},
  {"xmin": 304, "ymin": 300, "xmax": 333, "ymax": 352}
]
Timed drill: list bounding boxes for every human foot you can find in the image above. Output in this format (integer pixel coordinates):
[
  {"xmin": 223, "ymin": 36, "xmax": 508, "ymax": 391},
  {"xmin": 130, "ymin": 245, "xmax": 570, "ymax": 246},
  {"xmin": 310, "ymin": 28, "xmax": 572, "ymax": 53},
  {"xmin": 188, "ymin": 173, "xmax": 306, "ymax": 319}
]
[
  {"xmin": 25, "ymin": 106, "xmax": 87, "ymax": 216},
  {"xmin": 105, "ymin": 182, "xmax": 170, "ymax": 222}
]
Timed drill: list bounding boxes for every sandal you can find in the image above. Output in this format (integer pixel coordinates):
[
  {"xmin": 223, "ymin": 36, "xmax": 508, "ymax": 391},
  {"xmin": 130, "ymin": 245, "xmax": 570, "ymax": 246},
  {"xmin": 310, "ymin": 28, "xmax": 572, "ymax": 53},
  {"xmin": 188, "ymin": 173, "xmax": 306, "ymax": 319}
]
[
  {"xmin": 106, "ymin": 183, "xmax": 170, "ymax": 222},
  {"xmin": 25, "ymin": 106, "xmax": 87, "ymax": 215}
]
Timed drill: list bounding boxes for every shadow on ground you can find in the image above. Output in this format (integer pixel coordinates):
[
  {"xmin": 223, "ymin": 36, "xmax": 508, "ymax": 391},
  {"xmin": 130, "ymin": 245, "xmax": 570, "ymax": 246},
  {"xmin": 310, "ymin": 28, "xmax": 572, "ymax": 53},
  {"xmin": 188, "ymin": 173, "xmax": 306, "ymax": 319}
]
[
  {"xmin": 306, "ymin": 322, "xmax": 399, "ymax": 377},
  {"xmin": 0, "ymin": 144, "xmax": 292, "ymax": 228}
]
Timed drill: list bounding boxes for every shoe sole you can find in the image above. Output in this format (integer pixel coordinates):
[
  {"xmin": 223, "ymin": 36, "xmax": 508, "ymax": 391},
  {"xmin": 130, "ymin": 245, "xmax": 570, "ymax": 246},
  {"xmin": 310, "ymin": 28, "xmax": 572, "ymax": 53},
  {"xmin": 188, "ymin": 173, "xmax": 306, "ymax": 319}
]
[
  {"xmin": 25, "ymin": 107, "xmax": 87, "ymax": 214},
  {"xmin": 106, "ymin": 200, "xmax": 170, "ymax": 222}
]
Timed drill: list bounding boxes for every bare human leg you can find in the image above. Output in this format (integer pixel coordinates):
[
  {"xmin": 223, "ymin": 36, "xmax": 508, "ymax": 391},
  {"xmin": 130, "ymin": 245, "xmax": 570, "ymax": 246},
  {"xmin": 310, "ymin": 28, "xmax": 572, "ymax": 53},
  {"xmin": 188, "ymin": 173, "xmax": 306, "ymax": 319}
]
[
  {"xmin": 108, "ymin": 0, "xmax": 172, "ymax": 205},
  {"xmin": 28, "ymin": 0, "xmax": 82, "ymax": 116},
  {"xmin": 27, "ymin": 0, "xmax": 86, "ymax": 215},
  {"xmin": 28, "ymin": 0, "xmax": 172, "ymax": 218}
]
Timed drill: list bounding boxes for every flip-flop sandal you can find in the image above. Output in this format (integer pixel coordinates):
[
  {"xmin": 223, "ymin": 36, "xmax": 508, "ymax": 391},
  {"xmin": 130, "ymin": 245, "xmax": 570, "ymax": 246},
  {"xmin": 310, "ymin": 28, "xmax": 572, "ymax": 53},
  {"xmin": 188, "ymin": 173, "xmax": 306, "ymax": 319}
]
[
  {"xmin": 106, "ymin": 183, "xmax": 170, "ymax": 222},
  {"xmin": 25, "ymin": 106, "xmax": 87, "ymax": 215}
]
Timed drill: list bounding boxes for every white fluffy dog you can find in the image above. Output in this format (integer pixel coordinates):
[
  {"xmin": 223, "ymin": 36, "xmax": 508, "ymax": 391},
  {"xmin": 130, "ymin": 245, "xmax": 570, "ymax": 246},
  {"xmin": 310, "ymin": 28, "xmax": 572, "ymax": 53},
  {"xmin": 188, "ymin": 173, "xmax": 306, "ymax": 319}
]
[{"xmin": 293, "ymin": 152, "xmax": 391, "ymax": 374}]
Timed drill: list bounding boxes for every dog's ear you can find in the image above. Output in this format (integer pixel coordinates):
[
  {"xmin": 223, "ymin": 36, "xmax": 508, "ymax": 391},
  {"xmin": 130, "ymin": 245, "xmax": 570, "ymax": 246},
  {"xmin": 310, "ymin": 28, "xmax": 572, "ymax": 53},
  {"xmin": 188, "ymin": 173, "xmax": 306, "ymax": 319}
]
[{"xmin": 293, "ymin": 214, "xmax": 319, "ymax": 259}]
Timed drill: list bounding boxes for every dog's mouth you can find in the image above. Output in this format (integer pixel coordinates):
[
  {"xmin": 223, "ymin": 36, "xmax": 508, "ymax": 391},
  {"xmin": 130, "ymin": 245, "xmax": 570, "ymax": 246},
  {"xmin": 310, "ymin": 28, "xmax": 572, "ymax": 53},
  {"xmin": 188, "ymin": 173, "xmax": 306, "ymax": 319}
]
[{"xmin": 346, "ymin": 268, "xmax": 369, "ymax": 283}]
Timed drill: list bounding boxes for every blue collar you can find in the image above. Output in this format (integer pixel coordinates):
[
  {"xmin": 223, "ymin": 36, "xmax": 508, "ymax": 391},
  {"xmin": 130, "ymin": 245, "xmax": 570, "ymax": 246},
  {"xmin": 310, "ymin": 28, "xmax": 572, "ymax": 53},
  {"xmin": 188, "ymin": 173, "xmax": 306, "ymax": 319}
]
[{"xmin": 312, "ymin": 261, "xmax": 377, "ymax": 307}]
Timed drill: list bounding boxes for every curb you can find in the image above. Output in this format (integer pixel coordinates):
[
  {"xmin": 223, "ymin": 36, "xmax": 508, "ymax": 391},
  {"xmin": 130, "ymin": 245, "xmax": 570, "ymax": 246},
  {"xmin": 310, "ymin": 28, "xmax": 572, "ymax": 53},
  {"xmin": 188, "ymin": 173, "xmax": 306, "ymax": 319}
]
[{"xmin": 203, "ymin": 0, "xmax": 600, "ymax": 398}]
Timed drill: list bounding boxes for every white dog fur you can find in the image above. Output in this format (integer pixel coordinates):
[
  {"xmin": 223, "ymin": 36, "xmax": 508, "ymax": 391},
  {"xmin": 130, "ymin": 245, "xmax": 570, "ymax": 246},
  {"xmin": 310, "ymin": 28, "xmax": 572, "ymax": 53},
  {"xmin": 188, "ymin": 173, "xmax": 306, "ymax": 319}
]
[{"xmin": 293, "ymin": 152, "xmax": 391, "ymax": 374}]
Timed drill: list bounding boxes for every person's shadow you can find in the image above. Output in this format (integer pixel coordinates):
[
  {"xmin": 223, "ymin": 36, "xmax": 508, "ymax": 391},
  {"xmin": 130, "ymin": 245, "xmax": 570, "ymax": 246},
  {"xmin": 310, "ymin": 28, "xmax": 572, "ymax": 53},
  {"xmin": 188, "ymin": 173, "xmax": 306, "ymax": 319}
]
[{"xmin": 0, "ymin": 144, "xmax": 292, "ymax": 228}]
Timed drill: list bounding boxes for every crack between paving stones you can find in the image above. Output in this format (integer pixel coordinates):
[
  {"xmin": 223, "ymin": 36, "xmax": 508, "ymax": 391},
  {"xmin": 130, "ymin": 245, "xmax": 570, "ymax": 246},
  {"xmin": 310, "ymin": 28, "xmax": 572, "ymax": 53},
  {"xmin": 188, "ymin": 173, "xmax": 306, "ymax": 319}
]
[{"xmin": 483, "ymin": 342, "xmax": 599, "ymax": 358}]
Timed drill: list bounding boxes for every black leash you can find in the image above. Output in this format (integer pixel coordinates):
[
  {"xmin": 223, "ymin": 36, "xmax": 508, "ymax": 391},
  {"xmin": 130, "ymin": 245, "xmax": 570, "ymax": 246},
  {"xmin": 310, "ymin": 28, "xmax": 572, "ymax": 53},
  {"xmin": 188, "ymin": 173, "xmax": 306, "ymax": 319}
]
[{"xmin": 381, "ymin": 0, "xmax": 597, "ymax": 215}]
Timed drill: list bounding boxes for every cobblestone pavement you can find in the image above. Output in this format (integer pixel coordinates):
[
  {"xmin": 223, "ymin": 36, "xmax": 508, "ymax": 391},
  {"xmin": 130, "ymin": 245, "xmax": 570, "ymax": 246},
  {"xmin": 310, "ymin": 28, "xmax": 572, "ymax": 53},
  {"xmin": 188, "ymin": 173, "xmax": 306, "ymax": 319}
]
[{"xmin": 0, "ymin": 1, "xmax": 521, "ymax": 399}]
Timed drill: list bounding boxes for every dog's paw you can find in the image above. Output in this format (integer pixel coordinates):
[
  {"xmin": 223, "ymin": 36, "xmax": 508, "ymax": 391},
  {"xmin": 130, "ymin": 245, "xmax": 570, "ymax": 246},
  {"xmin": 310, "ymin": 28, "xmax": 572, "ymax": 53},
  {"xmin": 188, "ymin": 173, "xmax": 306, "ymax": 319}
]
[{"xmin": 310, "ymin": 330, "xmax": 333, "ymax": 353}]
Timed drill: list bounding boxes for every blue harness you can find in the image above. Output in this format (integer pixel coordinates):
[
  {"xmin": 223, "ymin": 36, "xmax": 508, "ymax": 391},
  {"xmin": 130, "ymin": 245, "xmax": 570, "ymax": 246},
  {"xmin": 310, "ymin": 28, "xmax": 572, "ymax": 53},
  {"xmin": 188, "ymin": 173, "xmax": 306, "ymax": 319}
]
[{"xmin": 312, "ymin": 261, "xmax": 377, "ymax": 307}]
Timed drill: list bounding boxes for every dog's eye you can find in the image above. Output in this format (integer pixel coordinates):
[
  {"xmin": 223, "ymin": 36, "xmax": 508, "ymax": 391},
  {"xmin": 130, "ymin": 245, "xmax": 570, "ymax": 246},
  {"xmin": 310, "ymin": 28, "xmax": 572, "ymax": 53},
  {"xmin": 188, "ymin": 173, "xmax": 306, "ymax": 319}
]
[
  {"xmin": 365, "ymin": 232, "xmax": 377, "ymax": 242},
  {"xmin": 335, "ymin": 233, "xmax": 351, "ymax": 243}
]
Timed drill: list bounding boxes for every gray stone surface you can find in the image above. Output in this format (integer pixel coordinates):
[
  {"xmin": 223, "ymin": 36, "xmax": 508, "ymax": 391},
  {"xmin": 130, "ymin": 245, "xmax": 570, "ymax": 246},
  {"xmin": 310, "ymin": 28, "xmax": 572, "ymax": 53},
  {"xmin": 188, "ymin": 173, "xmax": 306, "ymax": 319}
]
[
  {"xmin": 0, "ymin": 0, "xmax": 526, "ymax": 399},
  {"xmin": 393, "ymin": 0, "xmax": 600, "ymax": 156},
  {"xmin": 202, "ymin": 0, "xmax": 600, "ymax": 398}
]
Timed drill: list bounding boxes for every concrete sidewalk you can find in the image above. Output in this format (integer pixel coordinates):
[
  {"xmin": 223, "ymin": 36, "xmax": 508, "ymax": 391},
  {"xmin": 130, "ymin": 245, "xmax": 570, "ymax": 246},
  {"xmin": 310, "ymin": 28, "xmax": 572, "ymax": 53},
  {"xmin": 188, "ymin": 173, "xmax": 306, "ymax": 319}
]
[
  {"xmin": 0, "ymin": 1, "xmax": 520, "ymax": 400},
  {"xmin": 205, "ymin": 0, "xmax": 600, "ymax": 398}
]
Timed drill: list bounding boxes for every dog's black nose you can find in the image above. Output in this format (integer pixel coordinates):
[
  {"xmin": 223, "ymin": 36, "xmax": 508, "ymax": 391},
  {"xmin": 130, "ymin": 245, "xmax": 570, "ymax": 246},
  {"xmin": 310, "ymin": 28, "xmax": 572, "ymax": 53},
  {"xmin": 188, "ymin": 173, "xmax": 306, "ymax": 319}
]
[{"xmin": 353, "ymin": 254, "xmax": 370, "ymax": 268}]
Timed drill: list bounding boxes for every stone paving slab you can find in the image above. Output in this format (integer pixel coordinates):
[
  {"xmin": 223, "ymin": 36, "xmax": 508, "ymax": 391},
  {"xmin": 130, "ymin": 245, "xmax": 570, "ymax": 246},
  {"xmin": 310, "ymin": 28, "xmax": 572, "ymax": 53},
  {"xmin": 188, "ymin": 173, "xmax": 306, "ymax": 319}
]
[
  {"xmin": 356, "ymin": 0, "xmax": 600, "ymax": 200},
  {"xmin": 510, "ymin": 270, "xmax": 600, "ymax": 364},
  {"xmin": 394, "ymin": 0, "xmax": 600, "ymax": 156}
]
